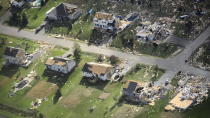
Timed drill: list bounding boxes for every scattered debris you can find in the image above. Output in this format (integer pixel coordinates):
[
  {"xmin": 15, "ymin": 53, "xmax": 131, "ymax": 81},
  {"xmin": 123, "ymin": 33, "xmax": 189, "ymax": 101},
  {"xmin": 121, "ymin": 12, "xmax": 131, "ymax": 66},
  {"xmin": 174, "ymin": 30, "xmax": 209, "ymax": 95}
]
[
  {"xmin": 30, "ymin": 98, "xmax": 48, "ymax": 109},
  {"xmin": 123, "ymin": 80, "xmax": 166, "ymax": 105},
  {"xmin": 135, "ymin": 17, "xmax": 174, "ymax": 43},
  {"xmin": 165, "ymin": 72, "xmax": 209, "ymax": 111}
]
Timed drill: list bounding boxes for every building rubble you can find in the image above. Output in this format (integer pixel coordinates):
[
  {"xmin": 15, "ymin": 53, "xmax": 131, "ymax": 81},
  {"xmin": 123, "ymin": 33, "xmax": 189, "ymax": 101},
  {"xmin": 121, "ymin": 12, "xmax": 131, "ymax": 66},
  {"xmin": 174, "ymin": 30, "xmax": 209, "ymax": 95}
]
[
  {"xmin": 30, "ymin": 98, "xmax": 48, "ymax": 109},
  {"xmin": 135, "ymin": 17, "xmax": 174, "ymax": 43},
  {"xmin": 123, "ymin": 80, "xmax": 167, "ymax": 105},
  {"xmin": 165, "ymin": 72, "xmax": 210, "ymax": 111}
]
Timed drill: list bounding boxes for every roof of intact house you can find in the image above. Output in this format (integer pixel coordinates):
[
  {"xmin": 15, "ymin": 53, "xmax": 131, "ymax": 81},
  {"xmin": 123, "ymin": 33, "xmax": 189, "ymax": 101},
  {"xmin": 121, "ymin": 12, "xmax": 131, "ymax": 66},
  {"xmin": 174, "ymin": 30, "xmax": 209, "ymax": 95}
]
[
  {"xmin": 46, "ymin": 3, "xmax": 79, "ymax": 18},
  {"xmin": 4, "ymin": 47, "xmax": 25, "ymax": 57},
  {"xmin": 83, "ymin": 62, "xmax": 113, "ymax": 75},
  {"xmin": 95, "ymin": 12, "xmax": 113, "ymax": 20},
  {"xmin": 45, "ymin": 57, "xmax": 72, "ymax": 66}
]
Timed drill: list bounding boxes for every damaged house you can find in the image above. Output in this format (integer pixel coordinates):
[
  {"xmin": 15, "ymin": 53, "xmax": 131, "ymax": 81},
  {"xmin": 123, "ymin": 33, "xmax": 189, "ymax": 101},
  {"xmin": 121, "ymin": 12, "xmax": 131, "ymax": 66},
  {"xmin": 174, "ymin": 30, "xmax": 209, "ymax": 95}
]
[
  {"xmin": 93, "ymin": 12, "xmax": 116, "ymax": 32},
  {"xmin": 4, "ymin": 47, "xmax": 26, "ymax": 65},
  {"xmin": 123, "ymin": 80, "xmax": 165, "ymax": 105},
  {"xmin": 82, "ymin": 62, "xmax": 114, "ymax": 83},
  {"xmin": 45, "ymin": 3, "xmax": 82, "ymax": 24},
  {"xmin": 123, "ymin": 80, "xmax": 143, "ymax": 103},
  {"xmin": 45, "ymin": 57, "xmax": 76, "ymax": 74}
]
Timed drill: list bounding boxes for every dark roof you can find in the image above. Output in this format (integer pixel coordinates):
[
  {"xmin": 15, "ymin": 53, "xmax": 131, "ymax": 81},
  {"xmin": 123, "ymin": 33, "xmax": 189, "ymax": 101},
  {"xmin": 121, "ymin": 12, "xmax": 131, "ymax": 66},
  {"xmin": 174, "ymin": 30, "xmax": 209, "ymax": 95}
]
[
  {"xmin": 46, "ymin": 3, "xmax": 78, "ymax": 20},
  {"xmin": 4, "ymin": 47, "xmax": 24, "ymax": 57},
  {"xmin": 126, "ymin": 81, "xmax": 138, "ymax": 93}
]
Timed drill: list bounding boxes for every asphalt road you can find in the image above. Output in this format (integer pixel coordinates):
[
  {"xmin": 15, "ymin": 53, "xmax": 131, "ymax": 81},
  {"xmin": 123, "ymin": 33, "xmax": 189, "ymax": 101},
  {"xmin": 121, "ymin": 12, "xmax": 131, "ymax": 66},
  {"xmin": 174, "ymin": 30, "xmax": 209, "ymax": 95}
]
[{"xmin": 0, "ymin": 11, "xmax": 210, "ymax": 86}]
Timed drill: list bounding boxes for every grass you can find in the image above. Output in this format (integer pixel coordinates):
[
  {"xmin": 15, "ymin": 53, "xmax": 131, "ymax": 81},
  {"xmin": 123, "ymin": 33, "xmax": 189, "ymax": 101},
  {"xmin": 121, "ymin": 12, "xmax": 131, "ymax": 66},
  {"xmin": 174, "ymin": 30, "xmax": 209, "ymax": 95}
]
[
  {"xmin": 36, "ymin": 53, "xmax": 123, "ymax": 118},
  {"xmin": 0, "ymin": 35, "xmax": 68, "ymax": 117},
  {"xmin": 0, "ymin": 36, "xmax": 166, "ymax": 118},
  {"xmin": 0, "ymin": 109, "xmax": 26, "ymax": 118},
  {"xmin": 126, "ymin": 64, "xmax": 165, "ymax": 83},
  {"xmin": 0, "ymin": 34, "xmax": 39, "ymax": 53},
  {"xmin": 23, "ymin": 0, "xmax": 65, "ymax": 29}
]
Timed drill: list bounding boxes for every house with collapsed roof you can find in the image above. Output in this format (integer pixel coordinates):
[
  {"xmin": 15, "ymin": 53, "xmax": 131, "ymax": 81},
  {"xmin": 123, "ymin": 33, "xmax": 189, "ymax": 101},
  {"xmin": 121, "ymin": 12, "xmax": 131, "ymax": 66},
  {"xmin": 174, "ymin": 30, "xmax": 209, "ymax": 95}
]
[
  {"xmin": 45, "ymin": 57, "xmax": 76, "ymax": 74},
  {"xmin": 45, "ymin": 3, "xmax": 81, "ymax": 24},
  {"xmin": 4, "ymin": 47, "xmax": 26, "ymax": 65},
  {"xmin": 123, "ymin": 80, "xmax": 164, "ymax": 105},
  {"xmin": 82, "ymin": 62, "xmax": 114, "ymax": 81},
  {"xmin": 93, "ymin": 12, "xmax": 116, "ymax": 32},
  {"xmin": 136, "ymin": 30, "xmax": 155, "ymax": 42},
  {"xmin": 123, "ymin": 80, "xmax": 143, "ymax": 103}
]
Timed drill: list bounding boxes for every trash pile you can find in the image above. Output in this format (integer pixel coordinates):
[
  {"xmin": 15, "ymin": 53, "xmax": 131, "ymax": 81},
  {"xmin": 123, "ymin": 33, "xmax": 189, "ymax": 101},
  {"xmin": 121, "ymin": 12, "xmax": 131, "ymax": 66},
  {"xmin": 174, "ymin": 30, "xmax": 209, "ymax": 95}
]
[
  {"xmin": 123, "ymin": 80, "xmax": 166, "ymax": 105},
  {"xmin": 135, "ymin": 17, "xmax": 173, "ymax": 43},
  {"xmin": 9, "ymin": 71, "xmax": 37, "ymax": 96},
  {"xmin": 138, "ymin": 84, "xmax": 166, "ymax": 106},
  {"xmin": 165, "ymin": 72, "xmax": 210, "ymax": 111},
  {"xmin": 177, "ymin": 73, "xmax": 209, "ymax": 105},
  {"xmin": 30, "ymin": 98, "xmax": 48, "ymax": 109}
]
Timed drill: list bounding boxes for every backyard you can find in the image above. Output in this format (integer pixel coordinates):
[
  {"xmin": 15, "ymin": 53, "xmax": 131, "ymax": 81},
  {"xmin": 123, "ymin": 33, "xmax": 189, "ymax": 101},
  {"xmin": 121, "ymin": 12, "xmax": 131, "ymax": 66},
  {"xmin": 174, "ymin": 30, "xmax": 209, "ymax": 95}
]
[{"xmin": 0, "ymin": 38, "xmax": 166, "ymax": 118}]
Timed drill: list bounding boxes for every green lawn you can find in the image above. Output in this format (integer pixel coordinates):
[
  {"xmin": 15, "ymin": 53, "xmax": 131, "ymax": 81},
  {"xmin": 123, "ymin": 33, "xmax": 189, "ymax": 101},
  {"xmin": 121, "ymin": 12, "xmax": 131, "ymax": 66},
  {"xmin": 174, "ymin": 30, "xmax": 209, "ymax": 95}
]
[
  {"xmin": 0, "ymin": 110, "xmax": 25, "ymax": 118},
  {"xmin": 0, "ymin": 40, "xmax": 166, "ymax": 118},
  {"xmin": 126, "ymin": 64, "xmax": 165, "ymax": 83},
  {"xmin": 0, "ymin": 34, "xmax": 39, "ymax": 53},
  {"xmin": 0, "ymin": 35, "xmax": 68, "ymax": 117}
]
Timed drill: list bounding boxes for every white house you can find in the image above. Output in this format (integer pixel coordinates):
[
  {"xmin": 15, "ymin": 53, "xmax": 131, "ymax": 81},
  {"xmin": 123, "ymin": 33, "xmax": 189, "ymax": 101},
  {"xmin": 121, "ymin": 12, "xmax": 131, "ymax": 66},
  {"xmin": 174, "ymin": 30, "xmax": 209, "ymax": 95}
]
[
  {"xmin": 82, "ymin": 62, "xmax": 114, "ymax": 81},
  {"xmin": 4, "ymin": 47, "xmax": 26, "ymax": 65},
  {"xmin": 45, "ymin": 57, "xmax": 76, "ymax": 74},
  {"xmin": 93, "ymin": 12, "xmax": 116, "ymax": 32}
]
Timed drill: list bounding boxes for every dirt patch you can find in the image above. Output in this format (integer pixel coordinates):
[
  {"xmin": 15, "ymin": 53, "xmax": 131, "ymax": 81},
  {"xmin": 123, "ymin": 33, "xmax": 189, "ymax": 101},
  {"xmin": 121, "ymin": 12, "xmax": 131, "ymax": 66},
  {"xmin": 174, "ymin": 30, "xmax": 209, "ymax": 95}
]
[
  {"xmin": 26, "ymin": 81, "xmax": 58, "ymax": 99},
  {"xmin": 61, "ymin": 87, "xmax": 93, "ymax": 108}
]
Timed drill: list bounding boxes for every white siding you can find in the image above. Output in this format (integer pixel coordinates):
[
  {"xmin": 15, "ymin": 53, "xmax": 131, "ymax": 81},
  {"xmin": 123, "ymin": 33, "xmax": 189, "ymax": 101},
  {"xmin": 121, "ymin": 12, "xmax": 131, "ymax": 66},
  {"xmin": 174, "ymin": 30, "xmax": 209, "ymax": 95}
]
[
  {"xmin": 47, "ymin": 60, "xmax": 76, "ymax": 74},
  {"xmin": 83, "ymin": 71, "xmax": 109, "ymax": 81},
  {"xmin": 93, "ymin": 18, "xmax": 115, "ymax": 31}
]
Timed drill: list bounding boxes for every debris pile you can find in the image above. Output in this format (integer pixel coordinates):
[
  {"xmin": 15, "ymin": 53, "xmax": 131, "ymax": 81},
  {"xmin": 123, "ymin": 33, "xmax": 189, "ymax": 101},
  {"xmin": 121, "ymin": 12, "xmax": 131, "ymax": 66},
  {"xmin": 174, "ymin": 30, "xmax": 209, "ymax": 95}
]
[
  {"xmin": 30, "ymin": 98, "xmax": 48, "ymax": 109},
  {"xmin": 165, "ymin": 72, "xmax": 209, "ymax": 111},
  {"xmin": 123, "ymin": 80, "xmax": 166, "ymax": 105},
  {"xmin": 135, "ymin": 17, "xmax": 174, "ymax": 43}
]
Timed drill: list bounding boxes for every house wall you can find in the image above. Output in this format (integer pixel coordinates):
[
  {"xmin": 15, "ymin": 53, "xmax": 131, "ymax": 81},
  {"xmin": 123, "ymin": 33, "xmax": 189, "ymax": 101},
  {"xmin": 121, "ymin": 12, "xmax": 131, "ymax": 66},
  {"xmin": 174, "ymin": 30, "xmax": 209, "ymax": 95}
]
[
  {"xmin": 93, "ymin": 18, "xmax": 115, "ymax": 31},
  {"xmin": 83, "ymin": 71, "xmax": 110, "ymax": 81},
  {"xmin": 46, "ymin": 60, "xmax": 76, "ymax": 74}
]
